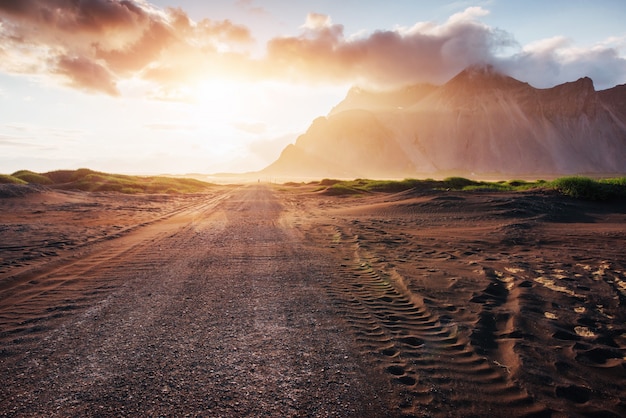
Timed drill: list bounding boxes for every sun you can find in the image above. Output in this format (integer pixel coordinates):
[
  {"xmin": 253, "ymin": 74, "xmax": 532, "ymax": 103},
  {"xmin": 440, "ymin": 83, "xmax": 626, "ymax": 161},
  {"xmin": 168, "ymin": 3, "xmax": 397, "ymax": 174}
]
[{"xmin": 193, "ymin": 79, "xmax": 250, "ymax": 120}]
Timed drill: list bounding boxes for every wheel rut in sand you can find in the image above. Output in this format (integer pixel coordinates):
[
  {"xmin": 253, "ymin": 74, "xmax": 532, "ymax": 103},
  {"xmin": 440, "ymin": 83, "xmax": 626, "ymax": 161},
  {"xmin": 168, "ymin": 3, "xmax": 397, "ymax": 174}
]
[
  {"xmin": 0, "ymin": 191, "xmax": 234, "ymax": 354},
  {"xmin": 3, "ymin": 185, "xmax": 625, "ymax": 416},
  {"xmin": 0, "ymin": 185, "xmax": 392, "ymax": 417},
  {"xmin": 320, "ymin": 225, "xmax": 549, "ymax": 417}
]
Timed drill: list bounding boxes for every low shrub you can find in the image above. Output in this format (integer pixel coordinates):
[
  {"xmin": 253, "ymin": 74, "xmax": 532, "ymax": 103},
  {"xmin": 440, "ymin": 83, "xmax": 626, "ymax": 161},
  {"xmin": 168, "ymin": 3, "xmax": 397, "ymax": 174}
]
[
  {"xmin": 463, "ymin": 184, "xmax": 512, "ymax": 192},
  {"xmin": 442, "ymin": 177, "xmax": 478, "ymax": 189},
  {"xmin": 361, "ymin": 179, "xmax": 421, "ymax": 193},
  {"xmin": 550, "ymin": 176, "xmax": 610, "ymax": 200},
  {"xmin": 320, "ymin": 178, "xmax": 342, "ymax": 186}
]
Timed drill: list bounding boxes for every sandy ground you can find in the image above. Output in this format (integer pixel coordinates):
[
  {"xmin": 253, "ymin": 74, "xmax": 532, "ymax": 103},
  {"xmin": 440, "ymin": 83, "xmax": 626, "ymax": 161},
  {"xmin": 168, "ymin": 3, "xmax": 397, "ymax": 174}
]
[{"xmin": 1, "ymin": 183, "xmax": 625, "ymax": 417}]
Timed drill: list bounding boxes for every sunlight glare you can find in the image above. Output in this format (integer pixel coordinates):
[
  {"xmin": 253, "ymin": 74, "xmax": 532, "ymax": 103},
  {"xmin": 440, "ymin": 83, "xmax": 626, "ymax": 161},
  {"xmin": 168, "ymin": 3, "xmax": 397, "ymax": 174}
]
[{"xmin": 193, "ymin": 79, "xmax": 249, "ymax": 119}]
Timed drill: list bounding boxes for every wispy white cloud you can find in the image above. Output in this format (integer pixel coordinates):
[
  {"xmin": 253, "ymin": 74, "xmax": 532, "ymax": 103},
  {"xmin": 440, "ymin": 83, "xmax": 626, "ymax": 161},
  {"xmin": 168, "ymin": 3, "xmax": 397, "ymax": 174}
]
[
  {"xmin": 0, "ymin": 123, "xmax": 86, "ymax": 144},
  {"xmin": 500, "ymin": 36, "xmax": 626, "ymax": 88},
  {"xmin": 0, "ymin": 136, "xmax": 36, "ymax": 148},
  {"xmin": 0, "ymin": 135, "xmax": 58, "ymax": 151},
  {"xmin": 235, "ymin": 0, "xmax": 269, "ymax": 17},
  {"xmin": 232, "ymin": 121, "xmax": 267, "ymax": 135}
]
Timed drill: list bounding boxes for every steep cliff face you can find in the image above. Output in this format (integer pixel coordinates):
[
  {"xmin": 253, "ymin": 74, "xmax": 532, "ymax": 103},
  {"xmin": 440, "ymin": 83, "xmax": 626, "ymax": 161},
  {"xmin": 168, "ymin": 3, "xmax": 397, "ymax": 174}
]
[
  {"xmin": 598, "ymin": 83, "xmax": 626, "ymax": 121},
  {"xmin": 262, "ymin": 66, "xmax": 626, "ymax": 178}
]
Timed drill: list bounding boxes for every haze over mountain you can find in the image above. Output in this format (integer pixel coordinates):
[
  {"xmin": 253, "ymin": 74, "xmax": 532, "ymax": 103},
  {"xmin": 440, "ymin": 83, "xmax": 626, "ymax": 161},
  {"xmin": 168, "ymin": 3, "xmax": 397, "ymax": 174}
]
[{"xmin": 262, "ymin": 65, "xmax": 626, "ymax": 179}]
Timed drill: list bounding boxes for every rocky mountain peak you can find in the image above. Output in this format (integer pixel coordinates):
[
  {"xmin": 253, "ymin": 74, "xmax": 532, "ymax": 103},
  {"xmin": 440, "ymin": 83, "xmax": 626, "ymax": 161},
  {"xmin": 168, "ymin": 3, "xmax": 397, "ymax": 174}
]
[
  {"xmin": 437, "ymin": 64, "xmax": 529, "ymax": 103},
  {"xmin": 537, "ymin": 76, "xmax": 598, "ymax": 118},
  {"xmin": 261, "ymin": 70, "xmax": 626, "ymax": 178},
  {"xmin": 458, "ymin": 63, "xmax": 501, "ymax": 78},
  {"xmin": 446, "ymin": 63, "xmax": 527, "ymax": 90},
  {"xmin": 547, "ymin": 76, "xmax": 595, "ymax": 97}
]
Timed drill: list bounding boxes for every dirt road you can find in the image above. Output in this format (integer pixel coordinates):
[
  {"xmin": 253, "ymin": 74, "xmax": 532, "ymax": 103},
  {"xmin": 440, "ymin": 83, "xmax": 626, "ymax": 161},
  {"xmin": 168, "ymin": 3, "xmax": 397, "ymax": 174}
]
[
  {"xmin": 2, "ymin": 184, "xmax": 625, "ymax": 417},
  {"xmin": 0, "ymin": 185, "xmax": 389, "ymax": 417}
]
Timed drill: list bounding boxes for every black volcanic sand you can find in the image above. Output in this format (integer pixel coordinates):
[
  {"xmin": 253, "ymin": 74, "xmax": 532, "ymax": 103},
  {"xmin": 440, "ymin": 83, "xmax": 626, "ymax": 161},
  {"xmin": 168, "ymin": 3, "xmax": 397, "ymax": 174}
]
[{"xmin": 1, "ymin": 183, "xmax": 625, "ymax": 417}]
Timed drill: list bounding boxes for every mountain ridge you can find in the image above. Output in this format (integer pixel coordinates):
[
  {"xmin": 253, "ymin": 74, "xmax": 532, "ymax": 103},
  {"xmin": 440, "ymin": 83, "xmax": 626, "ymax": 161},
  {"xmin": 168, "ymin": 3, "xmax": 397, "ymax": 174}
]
[{"xmin": 262, "ymin": 66, "xmax": 626, "ymax": 178}]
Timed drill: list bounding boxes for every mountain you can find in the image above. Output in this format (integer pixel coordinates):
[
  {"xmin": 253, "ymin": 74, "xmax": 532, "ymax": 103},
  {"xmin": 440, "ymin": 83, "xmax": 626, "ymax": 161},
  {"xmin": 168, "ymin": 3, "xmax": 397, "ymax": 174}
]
[{"xmin": 261, "ymin": 65, "xmax": 626, "ymax": 178}]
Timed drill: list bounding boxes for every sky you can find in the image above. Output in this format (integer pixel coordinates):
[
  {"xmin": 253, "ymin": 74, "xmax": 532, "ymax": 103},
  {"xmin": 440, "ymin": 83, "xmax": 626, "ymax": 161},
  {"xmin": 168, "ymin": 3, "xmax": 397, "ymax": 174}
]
[{"xmin": 1, "ymin": 0, "xmax": 625, "ymax": 175}]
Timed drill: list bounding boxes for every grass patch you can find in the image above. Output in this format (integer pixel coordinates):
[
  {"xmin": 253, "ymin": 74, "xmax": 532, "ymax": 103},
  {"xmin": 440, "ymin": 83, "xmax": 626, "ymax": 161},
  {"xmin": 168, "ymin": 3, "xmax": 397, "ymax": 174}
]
[
  {"xmin": 550, "ymin": 176, "xmax": 626, "ymax": 200},
  {"xmin": 601, "ymin": 177, "xmax": 626, "ymax": 187},
  {"xmin": 462, "ymin": 184, "xmax": 511, "ymax": 192},
  {"xmin": 506, "ymin": 179, "xmax": 530, "ymax": 187},
  {"xmin": 317, "ymin": 176, "xmax": 626, "ymax": 201},
  {"xmin": 1, "ymin": 169, "xmax": 214, "ymax": 194},
  {"xmin": 12, "ymin": 170, "xmax": 54, "ymax": 185},
  {"xmin": 319, "ymin": 178, "xmax": 342, "ymax": 186},
  {"xmin": 324, "ymin": 183, "xmax": 364, "ymax": 196},
  {"xmin": 442, "ymin": 177, "xmax": 478, "ymax": 189},
  {"xmin": 0, "ymin": 174, "xmax": 27, "ymax": 184},
  {"xmin": 358, "ymin": 179, "xmax": 423, "ymax": 193},
  {"xmin": 44, "ymin": 168, "xmax": 93, "ymax": 184}
]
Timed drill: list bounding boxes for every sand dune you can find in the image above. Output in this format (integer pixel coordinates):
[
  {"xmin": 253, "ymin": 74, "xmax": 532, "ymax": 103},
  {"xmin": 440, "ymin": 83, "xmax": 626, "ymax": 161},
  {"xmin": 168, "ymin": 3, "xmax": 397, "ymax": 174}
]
[{"xmin": 1, "ymin": 184, "xmax": 625, "ymax": 416}]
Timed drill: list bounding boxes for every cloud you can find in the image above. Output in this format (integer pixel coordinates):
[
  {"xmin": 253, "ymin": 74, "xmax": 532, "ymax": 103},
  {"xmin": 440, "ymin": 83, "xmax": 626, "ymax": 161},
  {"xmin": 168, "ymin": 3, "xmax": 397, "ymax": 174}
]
[
  {"xmin": 55, "ymin": 55, "xmax": 119, "ymax": 95},
  {"xmin": 235, "ymin": 0, "xmax": 268, "ymax": 17},
  {"xmin": 0, "ymin": 2, "xmax": 624, "ymax": 95},
  {"xmin": 0, "ymin": 0, "xmax": 149, "ymax": 32},
  {"xmin": 265, "ymin": 8, "xmax": 516, "ymax": 87},
  {"xmin": 499, "ymin": 36, "xmax": 626, "ymax": 89},
  {"xmin": 0, "ymin": 123, "xmax": 86, "ymax": 143},
  {"xmin": 447, "ymin": 6, "xmax": 490, "ymax": 23},
  {"xmin": 0, "ymin": 136, "xmax": 39, "ymax": 148},
  {"xmin": 0, "ymin": 0, "xmax": 253, "ymax": 94},
  {"xmin": 264, "ymin": 8, "xmax": 626, "ymax": 89},
  {"xmin": 0, "ymin": 133, "xmax": 59, "ymax": 150},
  {"xmin": 302, "ymin": 12, "xmax": 334, "ymax": 31}
]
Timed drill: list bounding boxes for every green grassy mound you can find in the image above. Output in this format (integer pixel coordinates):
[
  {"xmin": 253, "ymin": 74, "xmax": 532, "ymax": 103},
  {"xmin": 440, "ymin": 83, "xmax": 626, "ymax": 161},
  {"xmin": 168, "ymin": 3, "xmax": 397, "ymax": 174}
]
[
  {"xmin": 315, "ymin": 176, "xmax": 626, "ymax": 201},
  {"xmin": 0, "ymin": 174, "xmax": 27, "ymax": 184},
  {"xmin": 11, "ymin": 170, "xmax": 54, "ymax": 185},
  {"xmin": 549, "ymin": 176, "xmax": 626, "ymax": 200},
  {"xmin": 1, "ymin": 169, "xmax": 214, "ymax": 194}
]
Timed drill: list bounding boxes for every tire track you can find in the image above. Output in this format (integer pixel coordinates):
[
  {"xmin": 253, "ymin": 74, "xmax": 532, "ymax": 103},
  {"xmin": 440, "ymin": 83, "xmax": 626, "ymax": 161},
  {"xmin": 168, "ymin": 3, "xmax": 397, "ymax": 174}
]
[
  {"xmin": 2, "ymin": 185, "xmax": 393, "ymax": 417},
  {"xmin": 0, "ymin": 190, "xmax": 235, "ymax": 355},
  {"xmin": 0, "ymin": 190, "xmax": 232, "ymax": 290},
  {"xmin": 323, "ymin": 225, "xmax": 548, "ymax": 417}
]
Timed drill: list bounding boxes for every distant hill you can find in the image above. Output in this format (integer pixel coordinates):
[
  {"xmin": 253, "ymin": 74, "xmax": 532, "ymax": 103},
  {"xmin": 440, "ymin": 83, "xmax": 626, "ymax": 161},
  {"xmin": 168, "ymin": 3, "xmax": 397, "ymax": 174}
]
[
  {"xmin": 261, "ymin": 65, "xmax": 626, "ymax": 178},
  {"xmin": 0, "ymin": 169, "xmax": 213, "ymax": 194}
]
